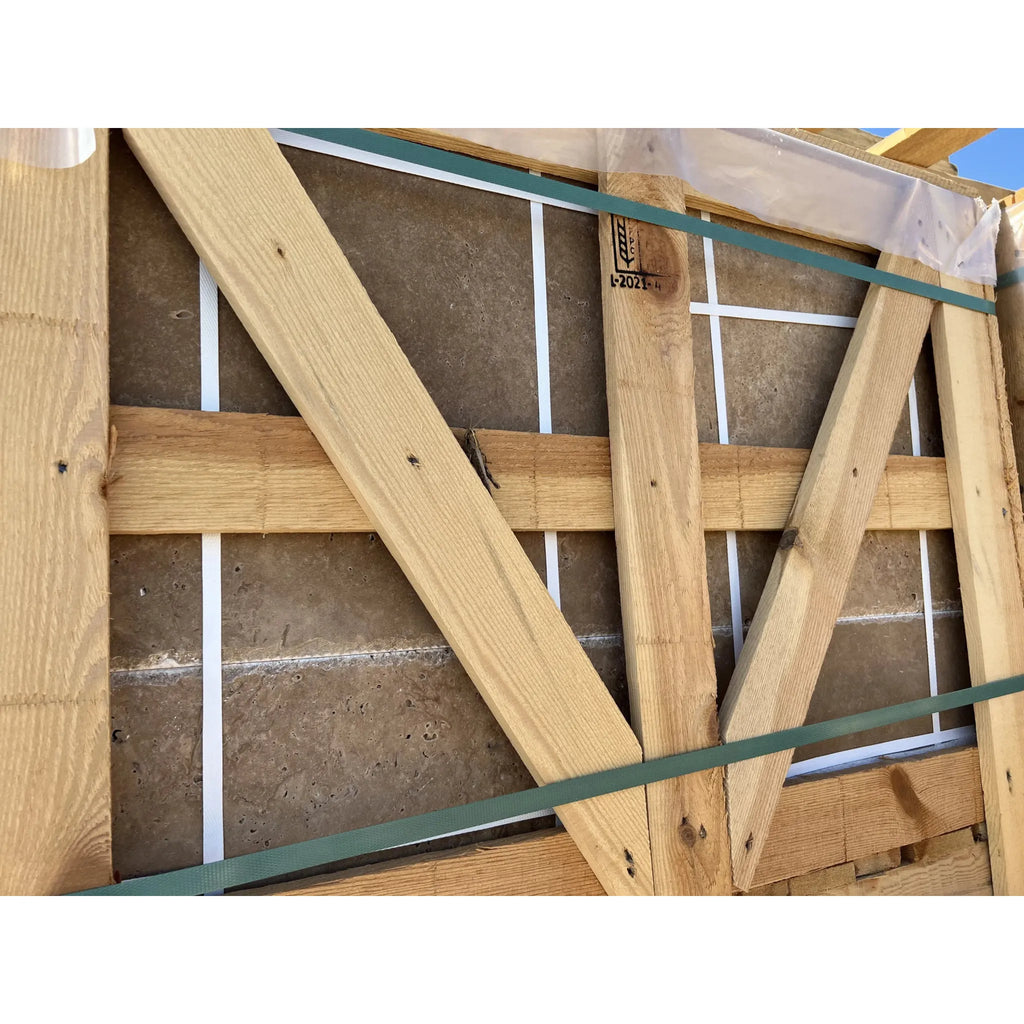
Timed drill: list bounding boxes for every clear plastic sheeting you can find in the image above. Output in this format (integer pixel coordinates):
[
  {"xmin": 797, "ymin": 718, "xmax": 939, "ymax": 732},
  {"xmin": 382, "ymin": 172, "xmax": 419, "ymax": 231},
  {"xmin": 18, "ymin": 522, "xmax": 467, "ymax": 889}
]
[
  {"xmin": 0, "ymin": 128, "xmax": 96, "ymax": 169},
  {"xmin": 1002, "ymin": 198, "xmax": 1024, "ymax": 275},
  {"xmin": 442, "ymin": 128, "xmax": 1000, "ymax": 285}
]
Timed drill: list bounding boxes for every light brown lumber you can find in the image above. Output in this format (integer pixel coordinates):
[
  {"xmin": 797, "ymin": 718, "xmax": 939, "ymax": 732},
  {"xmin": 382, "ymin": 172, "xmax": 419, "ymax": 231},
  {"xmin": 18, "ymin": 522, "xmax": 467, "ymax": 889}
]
[
  {"xmin": 106, "ymin": 405, "xmax": 954, "ymax": 535},
  {"xmin": 252, "ymin": 745, "xmax": 983, "ymax": 895},
  {"xmin": 901, "ymin": 825, "xmax": 976, "ymax": 864},
  {"xmin": 931, "ymin": 276, "xmax": 1024, "ymax": 895},
  {"xmin": 597, "ymin": 157, "xmax": 730, "ymax": 894},
  {"xmin": 123, "ymin": 128, "xmax": 653, "ymax": 896},
  {"xmin": 995, "ymin": 204, "xmax": 1024, "ymax": 580},
  {"xmin": 825, "ymin": 841, "xmax": 992, "ymax": 895},
  {"xmin": 244, "ymin": 829, "xmax": 606, "ymax": 896},
  {"xmin": 750, "ymin": 744, "xmax": 983, "ymax": 887},
  {"xmin": 719, "ymin": 254, "xmax": 937, "ymax": 891},
  {"xmin": 0, "ymin": 131, "xmax": 112, "ymax": 893},
  {"xmin": 866, "ymin": 129, "xmax": 994, "ymax": 168}
]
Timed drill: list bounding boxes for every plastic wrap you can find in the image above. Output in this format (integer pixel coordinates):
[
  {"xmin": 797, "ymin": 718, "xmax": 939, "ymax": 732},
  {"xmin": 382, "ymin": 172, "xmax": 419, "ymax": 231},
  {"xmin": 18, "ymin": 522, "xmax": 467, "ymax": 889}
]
[
  {"xmin": 1001, "ymin": 197, "xmax": 1024, "ymax": 277},
  {"xmin": 442, "ymin": 128, "xmax": 1000, "ymax": 285},
  {"xmin": 0, "ymin": 128, "xmax": 96, "ymax": 168}
]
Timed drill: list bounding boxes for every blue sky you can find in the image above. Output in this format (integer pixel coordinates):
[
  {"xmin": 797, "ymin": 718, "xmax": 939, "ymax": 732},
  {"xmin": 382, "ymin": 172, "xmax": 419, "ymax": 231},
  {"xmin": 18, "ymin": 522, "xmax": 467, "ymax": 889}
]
[{"xmin": 867, "ymin": 129, "xmax": 1023, "ymax": 191}]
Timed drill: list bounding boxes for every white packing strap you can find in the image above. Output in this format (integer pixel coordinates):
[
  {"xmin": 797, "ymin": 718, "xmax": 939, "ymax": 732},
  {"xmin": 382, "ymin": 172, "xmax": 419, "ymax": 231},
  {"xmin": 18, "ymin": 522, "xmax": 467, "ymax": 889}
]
[
  {"xmin": 0, "ymin": 128, "xmax": 96, "ymax": 168},
  {"xmin": 441, "ymin": 128, "xmax": 1000, "ymax": 285},
  {"xmin": 199, "ymin": 260, "xmax": 225, "ymax": 880}
]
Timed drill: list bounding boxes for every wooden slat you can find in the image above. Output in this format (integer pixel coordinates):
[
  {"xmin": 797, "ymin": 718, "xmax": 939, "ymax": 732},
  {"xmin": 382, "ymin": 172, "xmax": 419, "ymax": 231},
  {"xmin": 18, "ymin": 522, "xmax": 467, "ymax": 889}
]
[
  {"xmin": 931, "ymin": 276, "xmax": 1024, "ymax": 895},
  {"xmin": 251, "ymin": 745, "xmax": 983, "ymax": 895},
  {"xmin": 825, "ymin": 841, "xmax": 991, "ymax": 895},
  {"xmin": 866, "ymin": 129, "xmax": 994, "ymax": 168},
  {"xmin": 720, "ymin": 254, "xmax": 937, "ymax": 891},
  {"xmin": 995, "ymin": 204, "xmax": 1024, "ymax": 583},
  {"xmin": 123, "ymin": 128, "xmax": 653, "ymax": 896},
  {"xmin": 0, "ymin": 130, "xmax": 112, "ymax": 893},
  {"xmin": 106, "ymin": 405, "xmax": 954, "ymax": 534},
  {"xmin": 597, "ymin": 160, "xmax": 730, "ymax": 894},
  {"xmin": 245, "ymin": 830, "xmax": 606, "ymax": 896}
]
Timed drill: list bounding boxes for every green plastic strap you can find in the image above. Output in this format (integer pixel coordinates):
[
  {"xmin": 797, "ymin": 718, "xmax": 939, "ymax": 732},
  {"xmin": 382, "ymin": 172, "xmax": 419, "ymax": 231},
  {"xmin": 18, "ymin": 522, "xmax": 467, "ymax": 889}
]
[
  {"xmin": 997, "ymin": 265, "xmax": 1024, "ymax": 290},
  {"xmin": 73, "ymin": 673, "xmax": 1024, "ymax": 895},
  {"xmin": 285, "ymin": 128, "xmax": 996, "ymax": 317}
]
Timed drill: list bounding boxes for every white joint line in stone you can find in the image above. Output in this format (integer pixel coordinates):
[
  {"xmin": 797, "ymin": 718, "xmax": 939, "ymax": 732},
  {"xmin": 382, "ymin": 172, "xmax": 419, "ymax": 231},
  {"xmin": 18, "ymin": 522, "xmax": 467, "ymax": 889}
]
[
  {"xmin": 702, "ymin": 212, "xmax": 745, "ymax": 664},
  {"xmin": 530, "ymin": 177, "xmax": 562, "ymax": 611},
  {"xmin": 199, "ymin": 260, "xmax": 225, "ymax": 879}
]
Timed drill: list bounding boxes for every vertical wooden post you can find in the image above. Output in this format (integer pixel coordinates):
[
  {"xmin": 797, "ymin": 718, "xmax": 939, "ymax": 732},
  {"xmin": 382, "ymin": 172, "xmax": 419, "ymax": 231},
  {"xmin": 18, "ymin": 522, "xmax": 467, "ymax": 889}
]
[
  {"xmin": 0, "ymin": 130, "xmax": 112, "ymax": 893},
  {"xmin": 598, "ymin": 133, "xmax": 731, "ymax": 894},
  {"xmin": 932, "ymin": 274, "xmax": 1024, "ymax": 895}
]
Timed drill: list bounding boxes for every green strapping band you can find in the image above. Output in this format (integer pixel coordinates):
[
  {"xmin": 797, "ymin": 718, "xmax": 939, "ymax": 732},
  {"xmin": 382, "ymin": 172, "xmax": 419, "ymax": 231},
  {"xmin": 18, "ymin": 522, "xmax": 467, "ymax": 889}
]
[
  {"xmin": 997, "ymin": 265, "xmax": 1024, "ymax": 290},
  {"xmin": 73, "ymin": 673, "xmax": 1024, "ymax": 895},
  {"xmin": 285, "ymin": 128, "xmax": 996, "ymax": 317}
]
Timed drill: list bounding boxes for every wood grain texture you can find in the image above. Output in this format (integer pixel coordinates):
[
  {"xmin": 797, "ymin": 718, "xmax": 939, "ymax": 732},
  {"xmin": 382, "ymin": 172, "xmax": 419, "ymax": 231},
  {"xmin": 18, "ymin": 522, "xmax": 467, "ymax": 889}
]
[
  {"xmin": 123, "ymin": 128, "xmax": 653, "ymax": 896},
  {"xmin": 720, "ymin": 254, "xmax": 937, "ymax": 891},
  {"xmin": 106, "ymin": 405, "xmax": 953, "ymax": 534},
  {"xmin": 932, "ymin": 276, "xmax": 1024, "ymax": 895},
  {"xmin": 245, "ymin": 830, "xmax": 605, "ymax": 896},
  {"xmin": 597, "ymin": 159, "xmax": 730, "ymax": 894},
  {"xmin": 252, "ymin": 746, "xmax": 983, "ymax": 895},
  {"xmin": 0, "ymin": 130, "xmax": 112, "ymax": 893},
  {"xmin": 995, "ymin": 204, "xmax": 1024, "ymax": 581},
  {"xmin": 866, "ymin": 129, "xmax": 994, "ymax": 168},
  {"xmin": 751, "ymin": 745, "xmax": 984, "ymax": 886},
  {"xmin": 825, "ymin": 841, "xmax": 992, "ymax": 895}
]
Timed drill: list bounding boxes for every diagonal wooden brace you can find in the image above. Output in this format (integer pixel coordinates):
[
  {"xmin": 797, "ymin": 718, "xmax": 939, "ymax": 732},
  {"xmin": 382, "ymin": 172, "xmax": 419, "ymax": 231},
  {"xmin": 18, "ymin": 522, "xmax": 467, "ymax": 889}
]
[
  {"xmin": 719, "ymin": 253, "xmax": 936, "ymax": 891},
  {"xmin": 123, "ymin": 128, "xmax": 653, "ymax": 895}
]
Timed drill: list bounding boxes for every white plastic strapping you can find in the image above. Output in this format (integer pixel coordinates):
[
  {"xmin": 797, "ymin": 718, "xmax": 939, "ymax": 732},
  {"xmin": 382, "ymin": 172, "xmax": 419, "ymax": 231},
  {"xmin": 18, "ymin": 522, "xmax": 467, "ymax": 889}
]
[
  {"xmin": 0, "ymin": 128, "xmax": 96, "ymax": 168},
  {"xmin": 442, "ymin": 128, "xmax": 1000, "ymax": 285}
]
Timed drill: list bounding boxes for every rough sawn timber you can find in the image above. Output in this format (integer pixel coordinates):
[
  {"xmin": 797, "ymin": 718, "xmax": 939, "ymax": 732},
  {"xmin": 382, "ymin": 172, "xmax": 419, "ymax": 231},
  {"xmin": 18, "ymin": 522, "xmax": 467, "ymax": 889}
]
[
  {"xmin": 106, "ymin": 405, "xmax": 954, "ymax": 535},
  {"xmin": 0, "ymin": 130, "xmax": 112, "ymax": 893},
  {"xmin": 931, "ymin": 275, "xmax": 1024, "ymax": 895},
  {"xmin": 597, "ymin": 158, "xmax": 730, "ymax": 894},
  {"xmin": 122, "ymin": 127, "xmax": 653, "ymax": 895},
  {"xmin": 720, "ymin": 253, "xmax": 937, "ymax": 891}
]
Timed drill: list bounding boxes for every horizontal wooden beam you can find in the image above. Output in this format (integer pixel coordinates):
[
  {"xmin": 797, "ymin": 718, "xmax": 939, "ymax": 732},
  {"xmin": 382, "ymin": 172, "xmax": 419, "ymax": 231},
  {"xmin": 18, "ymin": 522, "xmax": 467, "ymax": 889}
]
[
  {"xmin": 245, "ymin": 745, "xmax": 983, "ymax": 895},
  {"xmin": 866, "ymin": 129, "xmax": 994, "ymax": 168},
  {"xmin": 107, "ymin": 405, "xmax": 953, "ymax": 535}
]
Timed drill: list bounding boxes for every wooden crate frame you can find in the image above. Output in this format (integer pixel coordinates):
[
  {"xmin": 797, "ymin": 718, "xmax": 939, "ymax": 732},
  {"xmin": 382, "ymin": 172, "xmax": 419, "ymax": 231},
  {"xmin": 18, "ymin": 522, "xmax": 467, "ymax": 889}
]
[{"xmin": 3, "ymin": 127, "xmax": 1022, "ymax": 896}]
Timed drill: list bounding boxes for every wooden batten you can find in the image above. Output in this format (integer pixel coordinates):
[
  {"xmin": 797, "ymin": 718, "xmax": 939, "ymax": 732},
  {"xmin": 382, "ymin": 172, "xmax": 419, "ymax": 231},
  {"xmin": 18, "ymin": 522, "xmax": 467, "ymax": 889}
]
[
  {"xmin": 0, "ymin": 130, "xmax": 112, "ymax": 893},
  {"xmin": 720, "ymin": 254, "xmax": 937, "ymax": 891},
  {"xmin": 931, "ymin": 276, "xmax": 1024, "ymax": 895},
  {"xmin": 106, "ymin": 406, "xmax": 954, "ymax": 535},
  {"xmin": 122, "ymin": 128, "xmax": 653, "ymax": 896},
  {"xmin": 866, "ymin": 129, "xmax": 994, "ymax": 168},
  {"xmin": 598, "ymin": 158, "xmax": 730, "ymax": 895}
]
